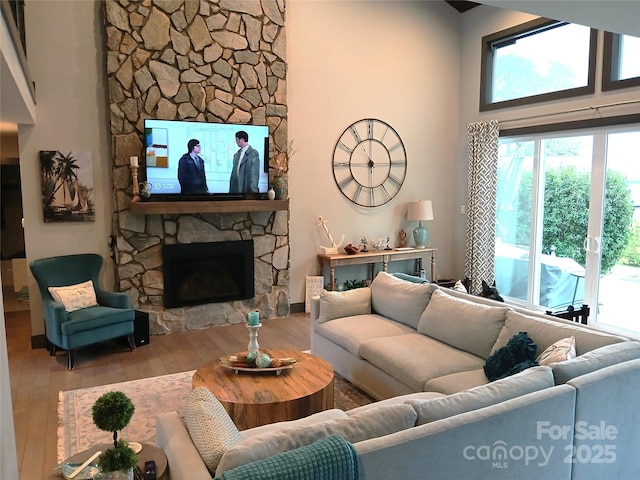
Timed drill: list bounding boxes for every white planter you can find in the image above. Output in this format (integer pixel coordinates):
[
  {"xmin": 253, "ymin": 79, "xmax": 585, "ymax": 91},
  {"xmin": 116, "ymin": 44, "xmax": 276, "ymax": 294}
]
[{"xmin": 99, "ymin": 468, "xmax": 133, "ymax": 480}]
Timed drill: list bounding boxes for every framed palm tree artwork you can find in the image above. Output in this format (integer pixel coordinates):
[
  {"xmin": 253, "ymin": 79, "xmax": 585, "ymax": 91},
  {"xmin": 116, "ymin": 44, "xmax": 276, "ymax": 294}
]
[{"xmin": 39, "ymin": 150, "xmax": 95, "ymax": 223}]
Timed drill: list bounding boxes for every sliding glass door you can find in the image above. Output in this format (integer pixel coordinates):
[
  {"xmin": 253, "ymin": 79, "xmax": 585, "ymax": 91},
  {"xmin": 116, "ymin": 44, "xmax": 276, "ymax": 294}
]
[{"xmin": 496, "ymin": 125, "xmax": 640, "ymax": 335}]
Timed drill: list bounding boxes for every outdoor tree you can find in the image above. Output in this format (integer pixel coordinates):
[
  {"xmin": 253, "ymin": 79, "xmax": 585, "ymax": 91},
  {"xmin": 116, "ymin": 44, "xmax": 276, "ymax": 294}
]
[{"xmin": 516, "ymin": 166, "xmax": 634, "ymax": 274}]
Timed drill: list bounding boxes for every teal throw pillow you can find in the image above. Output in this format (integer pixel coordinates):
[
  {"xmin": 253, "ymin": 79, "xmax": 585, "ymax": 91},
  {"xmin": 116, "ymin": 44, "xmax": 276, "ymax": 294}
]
[{"xmin": 484, "ymin": 332, "xmax": 538, "ymax": 381}]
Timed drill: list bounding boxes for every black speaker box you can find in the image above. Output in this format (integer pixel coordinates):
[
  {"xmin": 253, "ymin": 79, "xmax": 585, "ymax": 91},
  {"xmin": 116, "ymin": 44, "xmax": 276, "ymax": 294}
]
[{"xmin": 132, "ymin": 310, "xmax": 150, "ymax": 347}]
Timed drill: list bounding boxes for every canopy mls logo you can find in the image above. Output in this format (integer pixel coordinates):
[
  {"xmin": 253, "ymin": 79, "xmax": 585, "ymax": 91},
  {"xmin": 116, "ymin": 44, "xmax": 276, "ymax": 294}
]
[
  {"xmin": 463, "ymin": 420, "xmax": 618, "ymax": 469},
  {"xmin": 463, "ymin": 441, "xmax": 553, "ymax": 468}
]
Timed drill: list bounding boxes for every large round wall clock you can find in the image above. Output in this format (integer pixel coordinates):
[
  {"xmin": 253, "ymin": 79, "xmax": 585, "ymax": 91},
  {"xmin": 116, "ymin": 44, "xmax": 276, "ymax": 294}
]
[{"xmin": 332, "ymin": 118, "xmax": 407, "ymax": 207}]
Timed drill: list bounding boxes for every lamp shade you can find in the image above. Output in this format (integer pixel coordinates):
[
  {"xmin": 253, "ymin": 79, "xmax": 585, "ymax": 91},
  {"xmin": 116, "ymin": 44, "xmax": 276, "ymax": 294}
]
[{"xmin": 407, "ymin": 200, "xmax": 434, "ymax": 222}]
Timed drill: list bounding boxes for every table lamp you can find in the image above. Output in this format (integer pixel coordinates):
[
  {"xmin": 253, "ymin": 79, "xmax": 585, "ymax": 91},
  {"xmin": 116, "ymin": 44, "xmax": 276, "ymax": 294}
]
[{"xmin": 407, "ymin": 200, "xmax": 433, "ymax": 248}]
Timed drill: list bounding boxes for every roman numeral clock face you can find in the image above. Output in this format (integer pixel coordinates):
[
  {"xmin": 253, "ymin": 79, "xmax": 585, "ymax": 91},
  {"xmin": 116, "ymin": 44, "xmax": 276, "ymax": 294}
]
[{"xmin": 332, "ymin": 119, "xmax": 407, "ymax": 207}]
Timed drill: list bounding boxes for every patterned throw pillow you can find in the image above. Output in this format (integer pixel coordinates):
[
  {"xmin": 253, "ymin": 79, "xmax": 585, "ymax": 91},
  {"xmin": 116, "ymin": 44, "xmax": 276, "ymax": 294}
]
[
  {"xmin": 537, "ymin": 336, "xmax": 576, "ymax": 366},
  {"xmin": 185, "ymin": 387, "xmax": 242, "ymax": 473},
  {"xmin": 318, "ymin": 288, "xmax": 372, "ymax": 323},
  {"xmin": 484, "ymin": 332, "xmax": 538, "ymax": 381},
  {"xmin": 48, "ymin": 280, "xmax": 98, "ymax": 312}
]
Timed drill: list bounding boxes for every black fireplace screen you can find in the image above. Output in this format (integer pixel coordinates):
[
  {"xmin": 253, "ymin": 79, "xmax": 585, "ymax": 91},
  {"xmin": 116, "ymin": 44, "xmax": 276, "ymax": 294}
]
[{"xmin": 163, "ymin": 240, "xmax": 254, "ymax": 308}]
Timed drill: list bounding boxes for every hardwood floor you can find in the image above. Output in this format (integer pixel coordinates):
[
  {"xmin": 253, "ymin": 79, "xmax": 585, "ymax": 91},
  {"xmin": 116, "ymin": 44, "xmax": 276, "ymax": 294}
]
[{"xmin": 5, "ymin": 309, "xmax": 311, "ymax": 480}]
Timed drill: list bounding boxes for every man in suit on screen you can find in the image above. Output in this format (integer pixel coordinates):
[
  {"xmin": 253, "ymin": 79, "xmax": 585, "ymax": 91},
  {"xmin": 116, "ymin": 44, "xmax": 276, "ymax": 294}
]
[
  {"xmin": 178, "ymin": 138, "xmax": 208, "ymax": 194},
  {"xmin": 229, "ymin": 130, "xmax": 260, "ymax": 193}
]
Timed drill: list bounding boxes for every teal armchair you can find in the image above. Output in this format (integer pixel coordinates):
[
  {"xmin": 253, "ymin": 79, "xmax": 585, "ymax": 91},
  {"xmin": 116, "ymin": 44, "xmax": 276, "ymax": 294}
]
[{"xmin": 29, "ymin": 253, "xmax": 135, "ymax": 370}]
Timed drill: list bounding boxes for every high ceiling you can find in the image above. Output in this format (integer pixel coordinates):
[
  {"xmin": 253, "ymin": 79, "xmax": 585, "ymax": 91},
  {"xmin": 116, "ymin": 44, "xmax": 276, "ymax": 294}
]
[{"xmin": 445, "ymin": 1, "xmax": 480, "ymax": 14}]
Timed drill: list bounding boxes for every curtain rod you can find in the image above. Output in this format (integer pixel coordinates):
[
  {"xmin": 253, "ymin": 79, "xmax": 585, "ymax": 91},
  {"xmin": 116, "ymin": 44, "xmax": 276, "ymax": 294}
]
[{"xmin": 499, "ymin": 99, "xmax": 640, "ymax": 124}]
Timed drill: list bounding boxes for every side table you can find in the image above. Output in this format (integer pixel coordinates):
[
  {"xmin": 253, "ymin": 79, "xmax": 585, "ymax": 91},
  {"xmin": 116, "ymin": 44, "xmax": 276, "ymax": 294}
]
[{"xmin": 48, "ymin": 443, "xmax": 167, "ymax": 480}]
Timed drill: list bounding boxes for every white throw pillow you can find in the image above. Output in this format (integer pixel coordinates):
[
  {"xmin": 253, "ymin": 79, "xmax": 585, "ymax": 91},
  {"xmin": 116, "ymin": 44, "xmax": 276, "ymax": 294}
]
[
  {"xmin": 537, "ymin": 336, "xmax": 576, "ymax": 366},
  {"xmin": 48, "ymin": 280, "xmax": 98, "ymax": 312},
  {"xmin": 318, "ymin": 287, "xmax": 371, "ymax": 323},
  {"xmin": 184, "ymin": 387, "xmax": 242, "ymax": 474}
]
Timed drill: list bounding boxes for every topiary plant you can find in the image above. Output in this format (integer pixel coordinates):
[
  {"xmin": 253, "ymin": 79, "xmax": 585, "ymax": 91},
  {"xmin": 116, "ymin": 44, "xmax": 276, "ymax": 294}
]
[{"xmin": 92, "ymin": 391, "xmax": 137, "ymax": 473}]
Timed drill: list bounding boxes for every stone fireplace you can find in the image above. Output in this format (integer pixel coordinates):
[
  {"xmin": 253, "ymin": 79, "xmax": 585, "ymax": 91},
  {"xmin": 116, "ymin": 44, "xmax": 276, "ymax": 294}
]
[{"xmin": 104, "ymin": 1, "xmax": 290, "ymax": 335}]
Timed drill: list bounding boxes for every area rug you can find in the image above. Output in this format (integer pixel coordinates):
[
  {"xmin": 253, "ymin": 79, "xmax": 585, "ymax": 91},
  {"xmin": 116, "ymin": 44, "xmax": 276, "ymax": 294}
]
[{"xmin": 57, "ymin": 370, "xmax": 373, "ymax": 462}]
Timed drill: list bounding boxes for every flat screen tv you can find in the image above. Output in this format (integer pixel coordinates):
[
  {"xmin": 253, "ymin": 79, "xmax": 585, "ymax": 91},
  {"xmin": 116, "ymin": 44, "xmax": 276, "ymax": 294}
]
[{"xmin": 143, "ymin": 119, "xmax": 270, "ymax": 200}]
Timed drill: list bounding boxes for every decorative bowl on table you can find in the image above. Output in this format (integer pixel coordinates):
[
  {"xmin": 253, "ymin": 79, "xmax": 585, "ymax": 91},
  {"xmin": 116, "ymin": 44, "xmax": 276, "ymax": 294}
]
[{"xmin": 222, "ymin": 351, "xmax": 297, "ymax": 375}]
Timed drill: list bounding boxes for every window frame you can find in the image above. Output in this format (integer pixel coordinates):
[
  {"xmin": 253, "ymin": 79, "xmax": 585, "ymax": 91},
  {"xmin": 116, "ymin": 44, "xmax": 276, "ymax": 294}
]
[
  {"xmin": 602, "ymin": 32, "xmax": 640, "ymax": 92},
  {"xmin": 480, "ymin": 18, "xmax": 598, "ymax": 112}
]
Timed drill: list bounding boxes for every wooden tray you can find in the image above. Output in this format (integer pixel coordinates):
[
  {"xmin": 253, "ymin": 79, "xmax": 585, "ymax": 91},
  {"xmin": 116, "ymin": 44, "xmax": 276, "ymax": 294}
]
[{"xmin": 221, "ymin": 362, "xmax": 293, "ymax": 375}]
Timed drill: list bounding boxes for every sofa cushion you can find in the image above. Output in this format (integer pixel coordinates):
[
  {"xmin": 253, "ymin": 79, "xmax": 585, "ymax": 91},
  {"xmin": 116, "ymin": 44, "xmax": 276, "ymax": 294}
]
[
  {"xmin": 345, "ymin": 391, "xmax": 445, "ymax": 416},
  {"xmin": 184, "ymin": 387, "xmax": 242, "ymax": 474},
  {"xmin": 318, "ymin": 287, "xmax": 371, "ymax": 323},
  {"xmin": 48, "ymin": 280, "xmax": 98, "ymax": 312},
  {"xmin": 537, "ymin": 336, "xmax": 576, "ymax": 366},
  {"xmin": 240, "ymin": 409, "xmax": 348, "ymax": 439},
  {"xmin": 484, "ymin": 332, "xmax": 538, "ymax": 381},
  {"xmin": 424, "ymin": 368, "xmax": 489, "ymax": 394},
  {"xmin": 417, "ymin": 288, "xmax": 509, "ymax": 359},
  {"xmin": 315, "ymin": 314, "xmax": 415, "ymax": 356},
  {"xmin": 359, "ymin": 333, "xmax": 486, "ymax": 392},
  {"xmin": 552, "ymin": 341, "xmax": 640, "ymax": 384},
  {"xmin": 370, "ymin": 271, "xmax": 438, "ymax": 329},
  {"xmin": 216, "ymin": 403, "xmax": 417, "ymax": 474},
  {"xmin": 491, "ymin": 310, "xmax": 626, "ymax": 357},
  {"xmin": 406, "ymin": 365, "xmax": 555, "ymax": 425}
]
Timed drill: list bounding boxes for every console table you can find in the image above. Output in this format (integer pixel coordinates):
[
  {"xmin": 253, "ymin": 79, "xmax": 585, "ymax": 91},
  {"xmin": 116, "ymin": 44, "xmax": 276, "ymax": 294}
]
[{"xmin": 317, "ymin": 248, "xmax": 437, "ymax": 290}]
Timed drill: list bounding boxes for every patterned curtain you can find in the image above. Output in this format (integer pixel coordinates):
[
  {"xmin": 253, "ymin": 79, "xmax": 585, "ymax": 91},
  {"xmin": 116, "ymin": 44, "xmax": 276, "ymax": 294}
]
[{"xmin": 465, "ymin": 121, "xmax": 499, "ymax": 295}]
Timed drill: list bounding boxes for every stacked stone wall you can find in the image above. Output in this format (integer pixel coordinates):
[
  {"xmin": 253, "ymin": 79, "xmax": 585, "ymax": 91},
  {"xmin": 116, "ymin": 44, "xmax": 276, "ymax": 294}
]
[{"xmin": 104, "ymin": 0, "xmax": 289, "ymax": 334}]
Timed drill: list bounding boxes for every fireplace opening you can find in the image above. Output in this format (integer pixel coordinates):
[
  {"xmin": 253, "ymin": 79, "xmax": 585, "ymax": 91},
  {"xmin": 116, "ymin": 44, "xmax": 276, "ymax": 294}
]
[{"xmin": 163, "ymin": 240, "xmax": 254, "ymax": 308}]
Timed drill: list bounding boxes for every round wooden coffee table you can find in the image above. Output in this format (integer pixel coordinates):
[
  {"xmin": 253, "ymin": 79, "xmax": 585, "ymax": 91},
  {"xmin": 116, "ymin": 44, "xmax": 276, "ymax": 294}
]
[{"xmin": 192, "ymin": 349, "xmax": 334, "ymax": 430}]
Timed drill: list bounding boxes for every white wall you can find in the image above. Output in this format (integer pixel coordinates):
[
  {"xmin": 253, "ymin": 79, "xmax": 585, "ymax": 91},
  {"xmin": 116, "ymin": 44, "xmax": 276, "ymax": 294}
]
[
  {"xmin": 21, "ymin": 1, "xmax": 115, "ymax": 336},
  {"xmin": 287, "ymin": 0, "xmax": 461, "ymax": 301}
]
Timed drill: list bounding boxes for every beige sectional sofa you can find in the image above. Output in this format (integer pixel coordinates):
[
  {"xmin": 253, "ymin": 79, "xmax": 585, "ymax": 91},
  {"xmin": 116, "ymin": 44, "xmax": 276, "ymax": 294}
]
[
  {"xmin": 310, "ymin": 272, "xmax": 633, "ymax": 397},
  {"xmin": 155, "ymin": 271, "xmax": 640, "ymax": 479}
]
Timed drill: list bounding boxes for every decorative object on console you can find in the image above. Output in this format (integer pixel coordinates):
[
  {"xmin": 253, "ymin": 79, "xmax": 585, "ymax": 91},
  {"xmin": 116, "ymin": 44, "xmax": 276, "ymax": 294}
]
[
  {"xmin": 92, "ymin": 391, "xmax": 138, "ymax": 479},
  {"xmin": 318, "ymin": 216, "xmax": 345, "ymax": 254},
  {"xmin": 359, "ymin": 237, "xmax": 369, "ymax": 252},
  {"xmin": 267, "ymin": 186, "xmax": 276, "ymax": 200},
  {"xmin": 369, "ymin": 237, "xmax": 388, "ymax": 251},
  {"xmin": 332, "ymin": 118, "xmax": 407, "ymax": 207},
  {"xmin": 407, "ymin": 200, "xmax": 433, "ymax": 248},
  {"xmin": 344, "ymin": 244, "xmax": 359, "ymax": 255},
  {"xmin": 398, "ymin": 230, "xmax": 407, "ymax": 248}
]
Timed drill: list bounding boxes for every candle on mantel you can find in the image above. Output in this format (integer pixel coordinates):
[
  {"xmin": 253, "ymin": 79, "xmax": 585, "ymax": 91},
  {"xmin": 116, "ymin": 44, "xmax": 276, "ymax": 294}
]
[
  {"xmin": 247, "ymin": 311, "xmax": 260, "ymax": 326},
  {"xmin": 130, "ymin": 156, "xmax": 139, "ymax": 167}
]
